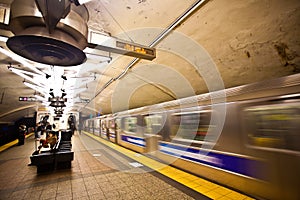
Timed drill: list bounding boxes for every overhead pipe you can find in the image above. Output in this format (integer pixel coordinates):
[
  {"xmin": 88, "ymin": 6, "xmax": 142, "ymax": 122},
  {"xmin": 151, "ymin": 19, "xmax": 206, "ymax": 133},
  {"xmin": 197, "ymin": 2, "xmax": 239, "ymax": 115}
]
[
  {"xmin": 23, "ymin": 81, "xmax": 48, "ymax": 96},
  {"xmin": 86, "ymin": 0, "xmax": 209, "ymax": 106},
  {"xmin": 115, "ymin": 0, "xmax": 208, "ymax": 80},
  {"xmin": 148, "ymin": 0, "xmax": 208, "ymax": 48}
]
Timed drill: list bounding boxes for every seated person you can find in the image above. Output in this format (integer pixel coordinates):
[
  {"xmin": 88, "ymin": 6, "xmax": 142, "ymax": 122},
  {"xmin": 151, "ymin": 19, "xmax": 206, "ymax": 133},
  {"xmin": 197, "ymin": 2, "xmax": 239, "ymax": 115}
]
[
  {"xmin": 28, "ymin": 132, "xmax": 58, "ymax": 166},
  {"xmin": 47, "ymin": 132, "xmax": 58, "ymax": 148},
  {"xmin": 39, "ymin": 132, "xmax": 57, "ymax": 152}
]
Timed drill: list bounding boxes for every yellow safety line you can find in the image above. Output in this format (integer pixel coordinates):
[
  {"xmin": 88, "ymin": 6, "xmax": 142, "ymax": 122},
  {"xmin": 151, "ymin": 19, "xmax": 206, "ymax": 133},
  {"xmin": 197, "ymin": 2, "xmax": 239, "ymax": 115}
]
[
  {"xmin": 84, "ymin": 131, "xmax": 255, "ymax": 200},
  {"xmin": 0, "ymin": 133, "xmax": 34, "ymax": 153}
]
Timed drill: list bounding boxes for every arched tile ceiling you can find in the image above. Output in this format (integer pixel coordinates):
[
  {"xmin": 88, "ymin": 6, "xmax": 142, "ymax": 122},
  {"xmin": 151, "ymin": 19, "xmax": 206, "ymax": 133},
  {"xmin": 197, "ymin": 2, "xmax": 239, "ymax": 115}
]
[{"xmin": 0, "ymin": 0, "xmax": 299, "ymax": 123}]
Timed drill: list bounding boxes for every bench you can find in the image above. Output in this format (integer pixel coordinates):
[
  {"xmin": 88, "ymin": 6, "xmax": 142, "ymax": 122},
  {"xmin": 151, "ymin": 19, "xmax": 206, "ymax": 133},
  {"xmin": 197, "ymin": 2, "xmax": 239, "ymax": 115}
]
[{"xmin": 30, "ymin": 130, "xmax": 74, "ymax": 173}]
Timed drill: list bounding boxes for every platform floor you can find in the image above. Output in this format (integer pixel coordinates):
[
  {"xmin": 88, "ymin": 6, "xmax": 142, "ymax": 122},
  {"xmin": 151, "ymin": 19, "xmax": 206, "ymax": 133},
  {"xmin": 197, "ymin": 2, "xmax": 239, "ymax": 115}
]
[{"xmin": 0, "ymin": 132, "xmax": 254, "ymax": 200}]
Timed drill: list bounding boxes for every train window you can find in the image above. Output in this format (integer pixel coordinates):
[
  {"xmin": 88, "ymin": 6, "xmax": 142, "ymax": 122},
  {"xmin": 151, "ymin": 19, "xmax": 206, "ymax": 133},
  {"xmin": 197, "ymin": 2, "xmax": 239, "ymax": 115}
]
[
  {"xmin": 171, "ymin": 110, "xmax": 213, "ymax": 141},
  {"xmin": 144, "ymin": 115, "xmax": 163, "ymax": 134},
  {"xmin": 124, "ymin": 117, "xmax": 137, "ymax": 133},
  {"xmin": 109, "ymin": 119, "xmax": 115, "ymax": 128},
  {"xmin": 84, "ymin": 121, "xmax": 88, "ymax": 130},
  {"xmin": 115, "ymin": 118, "xmax": 121, "ymax": 129},
  {"xmin": 244, "ymin": 103, "xmax": 300, "ymax": 151},
  {"xmin": 88, "ymin": 120, "xmax": 93, "ymax": 128},
  {"xmin": 95, "ymin": 119, "xmax": 100, "ymax": 128},
  {"xmin": 88, "ymin": 120, "xmax": 94, "ymax": 132},
  {"xmin": 101, "ymin": 120, "xmax": 106, "ymax": 130}
]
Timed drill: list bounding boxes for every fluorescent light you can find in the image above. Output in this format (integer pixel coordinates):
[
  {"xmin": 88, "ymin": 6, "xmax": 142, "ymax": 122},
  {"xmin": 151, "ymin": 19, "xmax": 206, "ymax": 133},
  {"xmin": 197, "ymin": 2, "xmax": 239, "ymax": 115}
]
[
  {"xmin": 0, "ymin": 36, "xmax": 8, "ymax": 42},
  {"xmin": 23, "ymin": 81, "xmax": 48, "ymax": 95},
  {"xmin": 42, "ymin": 101, "xmax": 49, "ymax": 106},
  {"xmin": 87, "ymin": 30, "xmax": 111, "ymax": 45},
  {"xmin": 0, "ymin": 47, "xmax": 44, "ymax": 75},
  {"xmin": 79, "ymin": 0, "xmax": 92, "ymax": 4},
  {"xmin": 65, "ymin": 76, "xmax": 95, "ymax": 89},
  {"xmin": 34, "ymin": 94, "xmax": 46, "ymax": 101},
  {"xmin": 69, "ymin": 87, "xmax": 87, "ymax": 96},
  {"xmin": 10, "ymin": 67, "xmax": 37, "ymax": 76},
  {"xmin": 72, "ymin": 0, "xmax": 93, "ymax": 6},
  {"xmin": 9, "ymin": 67, "xmax": 45, "ymax": 87}
]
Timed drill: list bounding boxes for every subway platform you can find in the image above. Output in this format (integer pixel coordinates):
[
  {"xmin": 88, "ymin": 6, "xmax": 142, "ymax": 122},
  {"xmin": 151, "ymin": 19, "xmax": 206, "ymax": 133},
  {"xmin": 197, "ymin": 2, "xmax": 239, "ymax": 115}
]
[{"xmin": 0, "ymin": 132, "xmax": 255, "ymax": 200}]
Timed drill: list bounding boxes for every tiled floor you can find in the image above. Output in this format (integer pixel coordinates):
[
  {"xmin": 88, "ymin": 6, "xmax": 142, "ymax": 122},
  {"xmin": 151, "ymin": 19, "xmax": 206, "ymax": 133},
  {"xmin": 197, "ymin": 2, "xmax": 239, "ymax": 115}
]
[
  {"xmin": 84, "ymin": 132, "xmax": 255, "ymax": 200},
  {"xmin": 0, "ymin": 133, "xmax": 209, "ymax": 200}
]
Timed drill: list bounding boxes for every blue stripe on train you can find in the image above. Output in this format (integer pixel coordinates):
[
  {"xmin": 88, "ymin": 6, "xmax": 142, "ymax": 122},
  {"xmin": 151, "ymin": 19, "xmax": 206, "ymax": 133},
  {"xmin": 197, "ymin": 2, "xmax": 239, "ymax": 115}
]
[
  {"xmin": 121, "ymin": 135, "xmax": 146, "ymax": 147},
  {"xmin": 159, "ymin": 142, "xmax": 266, "ymax": 180}
]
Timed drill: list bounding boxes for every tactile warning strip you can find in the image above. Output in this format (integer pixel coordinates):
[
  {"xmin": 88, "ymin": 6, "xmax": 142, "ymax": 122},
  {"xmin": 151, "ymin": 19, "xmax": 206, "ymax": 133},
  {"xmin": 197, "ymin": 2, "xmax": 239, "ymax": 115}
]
[{"xmin": 0, "ymin": 133, "xmax": 34, "ymax": 153}]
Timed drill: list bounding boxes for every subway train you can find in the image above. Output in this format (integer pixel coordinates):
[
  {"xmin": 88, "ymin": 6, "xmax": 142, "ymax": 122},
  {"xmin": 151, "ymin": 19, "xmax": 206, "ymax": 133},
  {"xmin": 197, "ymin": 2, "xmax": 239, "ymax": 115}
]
[{"xmin": 83, "ymin": 74, "xmax": 300, "ymax": 200}]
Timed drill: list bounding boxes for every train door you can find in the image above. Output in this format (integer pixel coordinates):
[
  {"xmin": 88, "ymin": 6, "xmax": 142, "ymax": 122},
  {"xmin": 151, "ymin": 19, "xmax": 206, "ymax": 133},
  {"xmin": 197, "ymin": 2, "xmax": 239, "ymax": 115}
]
[
  {"xmin": 115, "ymin": 118, "xmax": 121, "ymax": 144},
  {"xmin": 107, "ymin": 117, "xmax": 116, "ymax": 142},
  {"xmin": 88, "ymin": 119, "xmax": 94, "ymax": 134},
  {"xmin": 118, "ymin": 115, "xmax": 146, "ymax": 153},
  {"xmin": 93, "ymin": 118, "xmax": 100, "ymax": 136},
  {"xmin": 84, "ymin": 120, "xmax": 88, "ymax": 132},
  {"xmin": 100, "ymin": 116, "xmax": 107, "ymax": 139}
]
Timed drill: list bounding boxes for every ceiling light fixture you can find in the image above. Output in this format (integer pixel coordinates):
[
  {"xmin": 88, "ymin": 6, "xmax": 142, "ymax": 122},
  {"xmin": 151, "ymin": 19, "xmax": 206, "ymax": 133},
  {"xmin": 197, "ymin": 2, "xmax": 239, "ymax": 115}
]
[
  {"xmin": 69, "ymin": 87, "xmax": 87, "ymax": 96},
  {"xmin": 23, "ymin": 81, "xmax": 48, "ymax": 95},
  {"xmin": 0, "ymin": 47, "xmax": 45, "ymax": 76},
  {"xmin": 34, "ymin": 94, "xmax": 46, "ymax": 101},
  {"xmin": 10, "ymin": 67, "xmax": 46, "ymax": 87},
  {"xmin": 7, "ymin": 0, "xmax": 89, "ymax": 66},
  {"xmin": 65, "ymin": 75, "xmax": 95, "ymax": 89},
  {"xmin": 70, "ymin": 0, "xmax": 92, "ymax": 6},
  {"xmin": 0, "ymin": 36, "xmax": 8, "ymax": 42}
]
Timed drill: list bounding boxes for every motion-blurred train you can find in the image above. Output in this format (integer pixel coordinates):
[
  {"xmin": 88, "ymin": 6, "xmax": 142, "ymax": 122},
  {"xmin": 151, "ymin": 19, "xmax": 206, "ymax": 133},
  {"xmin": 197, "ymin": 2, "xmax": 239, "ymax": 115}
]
[{"xmin": 83, "ymin": 74, "xmax": 300, "ymax": 200}]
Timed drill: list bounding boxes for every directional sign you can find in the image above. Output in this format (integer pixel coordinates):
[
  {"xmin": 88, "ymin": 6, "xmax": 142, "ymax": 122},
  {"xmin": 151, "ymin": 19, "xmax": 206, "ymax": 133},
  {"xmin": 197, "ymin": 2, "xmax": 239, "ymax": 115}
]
[{"xmin": 87, "ymin": 32, "xmax": 156, "ymax": 61}]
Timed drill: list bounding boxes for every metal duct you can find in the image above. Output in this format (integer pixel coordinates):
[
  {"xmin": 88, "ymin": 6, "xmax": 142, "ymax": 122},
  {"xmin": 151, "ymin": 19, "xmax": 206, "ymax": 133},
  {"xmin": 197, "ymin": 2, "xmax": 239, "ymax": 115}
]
[{"xmin": 6, "ymin": 0, "xmax": 89, "ymax": 66}]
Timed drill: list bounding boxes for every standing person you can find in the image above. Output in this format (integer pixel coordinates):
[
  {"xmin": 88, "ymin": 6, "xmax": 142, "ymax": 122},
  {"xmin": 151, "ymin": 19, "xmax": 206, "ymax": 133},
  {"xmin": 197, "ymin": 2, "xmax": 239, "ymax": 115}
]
[
  {"xmin": 18, "ymin": 125, "xmax": 26, "ymax": 145},
  {"xmin": 34, "ymin": 123, "xmax": 41, "ymax": 139},
  {"xmin": 78, "ymin": 122, "xmax": 82, "ymax": 135},
  {"xmin": 68, "ymin": 114, "xmax": 76, "ymax": 135}
]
